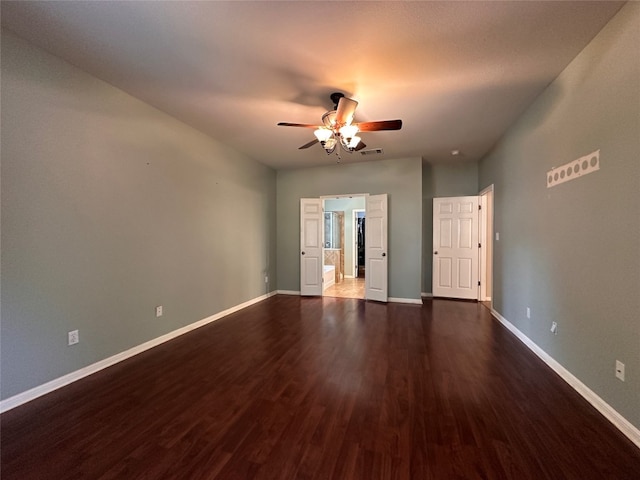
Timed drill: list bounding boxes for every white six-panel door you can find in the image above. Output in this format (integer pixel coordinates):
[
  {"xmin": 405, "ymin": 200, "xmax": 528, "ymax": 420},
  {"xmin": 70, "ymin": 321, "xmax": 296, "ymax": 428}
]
[
  {"xmin": 300, "ymin": 198, "xmax": 323, "ymax": 296},
  {"xmin": 433, "ymin": 196, "xmax": 479, "ymax": 300},
  {"xmin": 365, "ymin": 194, "xmax": 388, "ymax": 302}
]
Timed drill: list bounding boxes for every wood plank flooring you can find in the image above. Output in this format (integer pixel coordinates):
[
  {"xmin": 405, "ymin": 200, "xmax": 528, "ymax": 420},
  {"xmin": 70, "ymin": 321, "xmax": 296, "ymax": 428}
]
[{"xmin": 2, "ymin": 296, "xmax": 639, "ymax": 479}]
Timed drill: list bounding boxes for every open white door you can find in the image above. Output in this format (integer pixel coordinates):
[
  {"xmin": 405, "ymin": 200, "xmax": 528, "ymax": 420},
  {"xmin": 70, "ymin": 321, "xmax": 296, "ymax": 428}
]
[
  {"xmin": 365, "ymin": 194, "xmax": 388, "ymax": 302},
  {"xmin": 433, "ymin": 196, "xmax": 479, "ymax": 300},
  {"xmin": 300, "ymin": 198, "xmax": 323, "ymax": 296},
  {"xmin": 479, "ymin": 186, "xmax": 493, "ymax": 302}
]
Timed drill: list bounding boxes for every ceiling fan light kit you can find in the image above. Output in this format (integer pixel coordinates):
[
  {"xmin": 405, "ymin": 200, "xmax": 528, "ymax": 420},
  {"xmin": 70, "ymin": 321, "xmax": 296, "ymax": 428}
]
[{"xmin": 278, "ymin": 92, "xmax": 402, "ymax": 157}]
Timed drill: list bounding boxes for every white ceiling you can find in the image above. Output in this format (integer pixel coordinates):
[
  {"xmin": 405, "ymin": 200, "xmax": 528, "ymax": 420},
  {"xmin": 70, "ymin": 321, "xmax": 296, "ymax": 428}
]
[{"xmin": 1, "ymin": 1, "xmax": 624, "ymax": 170}]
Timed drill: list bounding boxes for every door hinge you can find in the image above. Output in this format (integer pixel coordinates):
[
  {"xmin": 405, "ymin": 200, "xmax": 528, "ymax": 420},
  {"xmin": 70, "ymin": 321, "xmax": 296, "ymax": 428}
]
[
  {"xmin": 479, "ymin": 204, "xmax": 482, "ymax": 210},
  {"xmin": 478, "ymin": 281, "xmax": 481, "ymax": 286},
  {"xmin": 478, "ymin": 242, "xmax": 482, "ymax": 248}
]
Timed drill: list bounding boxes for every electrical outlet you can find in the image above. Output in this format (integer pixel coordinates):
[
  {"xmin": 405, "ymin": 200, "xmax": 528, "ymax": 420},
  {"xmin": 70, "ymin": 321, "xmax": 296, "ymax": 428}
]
[
  {"xmin": 615, "ymin": 360, "xmax": 625, "ymax": 382},
  {"xmin": 68, "ymin": 330, "xmax": 79, "ymax": 346},
  {"xmin": 264, "ymin": 275, "xmax": 269, "ymax": 284},
  {"xmin": 550, "ymin": 322, "xmax": 558, "ymax": 335},
  {"xmin": 495, "ymin": 232, "xmax": 500, "ymax": 241},
  {"xmin": 526, "ymin": 307, "xmax": 531, "ymax": 319},
  {"xmin": 155, "ymin": 305, "xmax": 163, "ymax": 317}
]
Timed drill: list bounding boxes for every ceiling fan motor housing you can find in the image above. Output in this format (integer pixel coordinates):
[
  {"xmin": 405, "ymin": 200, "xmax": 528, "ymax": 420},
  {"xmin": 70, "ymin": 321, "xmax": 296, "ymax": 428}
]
[{"xmin": 330, "ymin": 92, "xmax": 345, "ymax": 110}]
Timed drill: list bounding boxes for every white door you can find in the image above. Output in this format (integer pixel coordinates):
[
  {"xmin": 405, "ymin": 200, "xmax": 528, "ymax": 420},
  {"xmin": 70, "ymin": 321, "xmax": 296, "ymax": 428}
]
[
  {"xmin": 433, "ymin": 196, "xmax": 479, "ymax": 300},
  {"xmin": 479, "ymin": 186, "xmax": 493, "ymax": 302},
  {"xmin": 300, "ymin": 198, "xmax": 323, "ymax": 296},
  {"xmin": 365, "ymin": 194, "xmax": 388, "ymax": 302}
]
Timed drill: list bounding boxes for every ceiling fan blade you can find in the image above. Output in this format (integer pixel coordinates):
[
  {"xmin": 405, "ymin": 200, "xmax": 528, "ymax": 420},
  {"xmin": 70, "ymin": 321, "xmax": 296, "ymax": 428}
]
[
  {"xmin": 298, "ymin": 139, "xmax": 320, "ymax": 150},
  {"xmin": 277, "ymin": 122, "xmax": 320, "ymax": 128},
  {"xmin": 354, "ymin": 140, "xmax": 367, "ymax": 152},
  {"xmin": 355, "ymin": 119, "xmax": 403, "ymax": 132},
  {"xmin": 335, "ymin": 97, "xmax": 358, "ymax": 125}
]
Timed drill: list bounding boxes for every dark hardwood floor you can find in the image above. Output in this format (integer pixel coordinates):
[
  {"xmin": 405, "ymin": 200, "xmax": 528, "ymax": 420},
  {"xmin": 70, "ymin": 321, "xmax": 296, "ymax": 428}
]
[{"xmin": 2, "ymin": 296, "xmax": 639, "ymax": 479}]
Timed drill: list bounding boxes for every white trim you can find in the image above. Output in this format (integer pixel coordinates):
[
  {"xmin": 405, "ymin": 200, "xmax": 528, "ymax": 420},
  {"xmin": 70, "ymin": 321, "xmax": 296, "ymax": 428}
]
[
  {"xmin": 388, "ymin": 297, "xmax": 423, "ymax": 305},
  {"xmin": 490, "ymin": 308, "xmax": 640, "ymax": 449},
  {"xmin": 421, "ymin": 292, "xmax": 433, "ymax": 298},
  {"xmin": 320, "ymin": 193, "xmax": 368, "ymax": 200},
  {"xmin": 0, "ymin": 291, "xmax": 278, "ymax": 413},
  {"xmin": 278, "ymin": 291, "xmax": 422, "ymax": 305},
  {"xmin": 479, "ymin": 184, "xmax": 494, "ymax": 196},
  {"xmin": 478, "ymin": 184, "xmax": 494, "ymax": 302},
  {"xmin": 277, "ymin": 291, "xmax": 422, "ymax": 305}
]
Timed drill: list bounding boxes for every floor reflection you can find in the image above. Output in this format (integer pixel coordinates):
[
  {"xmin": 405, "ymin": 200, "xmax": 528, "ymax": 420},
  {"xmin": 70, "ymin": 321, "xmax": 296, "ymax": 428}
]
[{"xmin": 323, "ymin": 277, "xmax": 365, "ymax": 299}]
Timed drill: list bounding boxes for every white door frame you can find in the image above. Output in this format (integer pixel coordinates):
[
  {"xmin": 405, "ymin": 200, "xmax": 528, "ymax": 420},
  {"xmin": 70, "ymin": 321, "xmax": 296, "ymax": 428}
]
[
  {"xmin": 322, "ymin": 194, "xmax": 367, "ymax": 283},
  {"xmin": 301, "ymin": 194, "xmax": 387, "ymax": 301},
  {"xmin": 479, "ymin": 185, "xmax": 494, "ymax": 303}
]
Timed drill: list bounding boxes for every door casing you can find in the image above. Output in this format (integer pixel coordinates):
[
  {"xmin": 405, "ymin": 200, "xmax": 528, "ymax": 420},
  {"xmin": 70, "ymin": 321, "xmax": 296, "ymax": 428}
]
[{"xmin": 300, "ymin": 194, "xmax": 388, "ymax": 301}]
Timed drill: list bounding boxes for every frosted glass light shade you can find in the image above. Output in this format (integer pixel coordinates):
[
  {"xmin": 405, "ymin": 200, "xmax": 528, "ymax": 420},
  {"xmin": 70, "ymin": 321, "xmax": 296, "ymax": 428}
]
[
  {"xmin": 339, "ymin": 124, "xmax": 359, "ymax": 138},
  {"xmin": 314, "ymin": 128, "xmax": 333, "ymax": 142},
  {"xmin": 348, "ymin": 136, "xmax": 361, "ymax": 149}
]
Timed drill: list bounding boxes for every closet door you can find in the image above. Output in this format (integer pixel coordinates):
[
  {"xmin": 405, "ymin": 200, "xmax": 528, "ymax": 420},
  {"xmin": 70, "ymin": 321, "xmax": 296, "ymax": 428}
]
[
  {"xmin": 433, "ymin": 196, "xmax": 479, "ymax": 300},
  {"xmin": 300, "ymin": 198, "xmax": 323, "ymax": 296}
]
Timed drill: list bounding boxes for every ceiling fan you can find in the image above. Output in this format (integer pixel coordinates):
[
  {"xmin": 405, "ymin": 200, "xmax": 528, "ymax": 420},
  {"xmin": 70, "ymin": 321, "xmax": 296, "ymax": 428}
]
[{"xmin": 278, "ymin": 92, "xmax": 402, "ymax": 154}]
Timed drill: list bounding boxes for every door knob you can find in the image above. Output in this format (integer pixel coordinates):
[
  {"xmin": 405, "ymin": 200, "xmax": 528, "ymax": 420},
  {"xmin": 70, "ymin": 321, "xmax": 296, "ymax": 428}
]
[
  {"xmin": 301, "ymin": 251, "xmax": 305, "ymax": 255},
  {"xmin": 382, "ymin": 253, "xmax": 386, "ymax": 257},
  {"xmin": 434, "ymin": 251, "xmax": 438, "ymax": 255}
]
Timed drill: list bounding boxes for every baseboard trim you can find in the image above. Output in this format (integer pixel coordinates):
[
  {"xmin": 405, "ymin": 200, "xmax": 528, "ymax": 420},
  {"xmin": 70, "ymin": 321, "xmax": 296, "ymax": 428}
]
[
  {"xmin": 388, "ymin": 297, "xmax": 423, "ymax": 305},
  {"xmin": 490, "ymin": 308, "xmax": 640, "ymax": 449},
  {"xmin": 275, "ymin": 291, "xmax": 422, "ymax": 305},
  {"xmin": 421, "ymin": 292, "xmax": 433, "ymax": 298},
  {"xmin": 0, "ymin": 291, "xmax": 278, "ymax": 414}
]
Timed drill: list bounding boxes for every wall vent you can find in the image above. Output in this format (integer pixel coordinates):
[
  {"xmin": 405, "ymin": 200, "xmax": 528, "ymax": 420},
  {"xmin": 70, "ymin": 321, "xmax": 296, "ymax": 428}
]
[{"xmin": 360, "ymin": 148, "xmax": 383, "ymax": 156}]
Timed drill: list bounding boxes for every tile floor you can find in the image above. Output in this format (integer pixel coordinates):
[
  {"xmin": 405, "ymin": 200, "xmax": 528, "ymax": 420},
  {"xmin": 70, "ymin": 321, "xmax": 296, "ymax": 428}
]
[{"xmin": 323, "ymin": 277, "xmax": 365, "ymax": 299}]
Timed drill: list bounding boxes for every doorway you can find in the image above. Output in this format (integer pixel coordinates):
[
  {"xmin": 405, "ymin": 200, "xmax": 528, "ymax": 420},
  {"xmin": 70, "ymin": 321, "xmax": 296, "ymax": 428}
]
[
  {"xmin": 430, "ymin": 189, "xmax": 493, "ymax": 302},
  {"xmin": 322, "ymin": 196, "xmax": 366, "ymax": 299},
  {"xmin": 300, "ymin": 194, "xmax": 388, "ymax": 301}
]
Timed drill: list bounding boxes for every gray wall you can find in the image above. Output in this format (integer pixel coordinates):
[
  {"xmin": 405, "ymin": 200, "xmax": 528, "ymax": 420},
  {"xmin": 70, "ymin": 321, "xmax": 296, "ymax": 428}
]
[
  {"xmin": 479, "ymin": 3, "xmax": 639, "ymax": 429},
  {"xmin": 324, "ymin": 196, "xmax": 366, "ymax": 277},
  {"xmin": 1, "ymin": 31, "xmax": 277, "ymax": 400},
  {"xmin": 422, "ymin": 161, "xmax": 479, "ymax": 293},
  {"xmin": 277, "ymin": 158, "xmax": 422, "ymax": 300}
]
